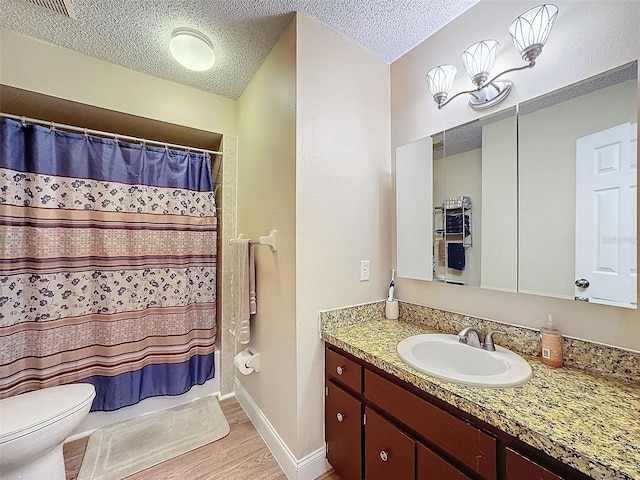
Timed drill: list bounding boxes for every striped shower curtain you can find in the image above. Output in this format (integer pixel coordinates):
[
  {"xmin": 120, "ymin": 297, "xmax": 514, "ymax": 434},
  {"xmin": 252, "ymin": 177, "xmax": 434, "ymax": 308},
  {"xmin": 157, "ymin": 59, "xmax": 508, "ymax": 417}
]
[{"xmin": 0, "ymin": 117, "xmax": 217, "ymax": 410}]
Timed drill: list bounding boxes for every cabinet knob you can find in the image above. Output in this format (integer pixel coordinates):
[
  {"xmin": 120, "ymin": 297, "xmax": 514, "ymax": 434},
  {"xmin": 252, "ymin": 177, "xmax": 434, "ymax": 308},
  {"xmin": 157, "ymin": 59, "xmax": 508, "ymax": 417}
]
[
  {"xmin": 379, "ymin": 450, "xmax": 389, "ymax": 462},
  {"xmin": 336, "ymin": 412, "xmax": 345, "ymax": 422},
  {"xmin": 336, "ymin": 366, "xmax": 344, "ymax": 375}
]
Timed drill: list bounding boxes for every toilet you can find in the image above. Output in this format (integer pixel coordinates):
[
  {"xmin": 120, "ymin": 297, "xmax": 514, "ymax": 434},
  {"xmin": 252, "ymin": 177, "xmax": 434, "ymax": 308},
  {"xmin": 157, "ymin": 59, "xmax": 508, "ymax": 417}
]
[{"xmin": 0, "ymin": 383, "xmax": 95, "ymax": 480}]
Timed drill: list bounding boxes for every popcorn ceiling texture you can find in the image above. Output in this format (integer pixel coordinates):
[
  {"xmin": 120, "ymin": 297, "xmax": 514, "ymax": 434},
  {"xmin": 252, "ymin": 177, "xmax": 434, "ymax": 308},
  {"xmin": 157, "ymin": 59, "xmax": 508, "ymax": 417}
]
[{"xmin": 0, "ymin": 0, "xmax": 478, "ymax": 99}]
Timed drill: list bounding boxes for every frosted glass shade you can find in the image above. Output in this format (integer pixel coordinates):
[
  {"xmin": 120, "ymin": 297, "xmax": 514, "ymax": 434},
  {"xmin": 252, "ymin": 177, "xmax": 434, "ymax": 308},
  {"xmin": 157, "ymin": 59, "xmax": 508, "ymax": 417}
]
[
  {"xmin": 170, "ymin": 28, "xmax": 215, "ymax": 71},
  {"xmin": 509, "ymin": 4, "xmax": 558, "ymax": 62},
  {"xmin": 462, "ymin": 40, "xmax": 499, "ymax": 87},
  {"xmin": 426, "ymin": 65, "xmax": 457, "ymax": 103}
]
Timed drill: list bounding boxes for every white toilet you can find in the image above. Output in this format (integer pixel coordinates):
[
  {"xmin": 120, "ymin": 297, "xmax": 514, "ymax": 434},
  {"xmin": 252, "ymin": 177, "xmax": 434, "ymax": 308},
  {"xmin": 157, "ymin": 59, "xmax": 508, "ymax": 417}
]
[{"xmin": 0, "ymin": 383, "xmax": 96, "ymax": 480}]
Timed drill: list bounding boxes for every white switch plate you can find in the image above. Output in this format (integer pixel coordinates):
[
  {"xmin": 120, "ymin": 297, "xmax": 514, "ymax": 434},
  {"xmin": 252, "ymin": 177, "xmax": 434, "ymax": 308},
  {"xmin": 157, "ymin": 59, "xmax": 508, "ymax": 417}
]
[{"xmin": 360, "ymin": 260, "xmax": 370, "ymax": 281}]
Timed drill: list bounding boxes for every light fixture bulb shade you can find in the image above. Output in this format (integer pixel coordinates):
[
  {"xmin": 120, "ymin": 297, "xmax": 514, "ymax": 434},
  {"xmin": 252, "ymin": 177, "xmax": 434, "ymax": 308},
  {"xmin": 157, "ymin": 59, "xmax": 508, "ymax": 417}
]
[
  {"xmin": 462, "ymin": 40, "xmax": 499, "ymax": 86},
  {"xmin": 508, "ymin": 4, "xmax": 558, "ymax": 62},
  {"xmin": 426, "ymin": 65, "xmax": 458, "ymax": 99},
  {"xmin": 170, "ymin": 28, "xmax": 215, "ymax": 71}
]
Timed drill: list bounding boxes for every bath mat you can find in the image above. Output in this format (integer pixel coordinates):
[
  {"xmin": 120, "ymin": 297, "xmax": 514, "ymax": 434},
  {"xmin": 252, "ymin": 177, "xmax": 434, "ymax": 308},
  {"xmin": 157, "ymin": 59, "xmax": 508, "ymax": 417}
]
[{"xmin": 77, "ymin": 395, "xmax": 230, "ymax": 480}]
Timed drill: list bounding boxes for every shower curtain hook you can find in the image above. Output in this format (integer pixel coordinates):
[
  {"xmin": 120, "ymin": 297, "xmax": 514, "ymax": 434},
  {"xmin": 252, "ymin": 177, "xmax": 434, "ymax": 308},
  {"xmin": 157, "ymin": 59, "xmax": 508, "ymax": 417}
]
[
  {"xmin": 50, "ymin": 121, "xmax": 56, "ymax": 131},
  {"xmin": 114, "ymin": 134, "xmax": 119, "ymax": 143},
  {"xmin": 84, "ymin": 128, "xmax": 88, "ymax": 138},
  {"xmin": 21, "ymin": 116, "xmax": 27, "ymax": 127}
]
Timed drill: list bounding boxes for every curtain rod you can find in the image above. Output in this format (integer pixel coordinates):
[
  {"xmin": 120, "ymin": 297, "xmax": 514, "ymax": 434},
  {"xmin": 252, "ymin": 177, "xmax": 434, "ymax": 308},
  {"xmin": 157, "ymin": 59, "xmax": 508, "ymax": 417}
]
[{"xmin": 0, "ymin": 112, "xmax": 223, "ymax": 157}]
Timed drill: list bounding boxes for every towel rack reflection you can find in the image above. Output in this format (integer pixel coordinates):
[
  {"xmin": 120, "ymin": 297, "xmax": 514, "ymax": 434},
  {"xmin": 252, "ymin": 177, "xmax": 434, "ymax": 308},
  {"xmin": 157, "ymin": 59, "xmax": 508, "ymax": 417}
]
[{"xmin": 229, "ymin": 229, "xmax": 277, "ymax": 252}]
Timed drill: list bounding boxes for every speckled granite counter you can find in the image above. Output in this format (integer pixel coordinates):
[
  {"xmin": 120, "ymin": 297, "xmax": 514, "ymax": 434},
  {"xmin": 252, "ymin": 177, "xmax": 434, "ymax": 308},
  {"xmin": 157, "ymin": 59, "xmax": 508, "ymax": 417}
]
[{"xmin": 322, "ymin": 318, "xmax": 640, "ymax": 480}]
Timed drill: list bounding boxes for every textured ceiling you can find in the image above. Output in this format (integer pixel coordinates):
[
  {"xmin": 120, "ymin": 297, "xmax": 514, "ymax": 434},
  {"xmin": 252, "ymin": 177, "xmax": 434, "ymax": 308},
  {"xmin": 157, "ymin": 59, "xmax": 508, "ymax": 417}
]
[{"xmin": 0, "ymin": 0, "xmax": 478, "ymax": 99}]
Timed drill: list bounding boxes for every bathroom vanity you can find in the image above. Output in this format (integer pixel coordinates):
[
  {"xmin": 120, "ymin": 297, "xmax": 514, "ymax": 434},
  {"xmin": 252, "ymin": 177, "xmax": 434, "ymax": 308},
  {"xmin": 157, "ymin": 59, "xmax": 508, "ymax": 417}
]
[{"xmin": 322, "ymin": 315, "xmax": 640, "ymax": 480}]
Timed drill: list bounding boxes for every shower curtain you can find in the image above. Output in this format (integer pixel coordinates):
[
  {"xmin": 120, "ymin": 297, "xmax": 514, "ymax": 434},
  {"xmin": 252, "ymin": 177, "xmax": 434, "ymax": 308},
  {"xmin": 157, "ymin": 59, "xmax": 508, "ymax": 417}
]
[{"xmin": 0, "ymin": 117, "xmax": 217, "ymax": 410}]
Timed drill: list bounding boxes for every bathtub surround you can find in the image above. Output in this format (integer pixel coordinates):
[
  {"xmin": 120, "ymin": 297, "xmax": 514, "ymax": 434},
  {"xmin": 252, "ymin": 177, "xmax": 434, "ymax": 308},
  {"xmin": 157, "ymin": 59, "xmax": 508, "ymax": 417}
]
[
  {"xmin": 0, "ymin": 117, "xmax": 218, "ymax": 410},
  {"xmin": 77, "ymin": 395, "xmax": 229, "ymax": 480}
]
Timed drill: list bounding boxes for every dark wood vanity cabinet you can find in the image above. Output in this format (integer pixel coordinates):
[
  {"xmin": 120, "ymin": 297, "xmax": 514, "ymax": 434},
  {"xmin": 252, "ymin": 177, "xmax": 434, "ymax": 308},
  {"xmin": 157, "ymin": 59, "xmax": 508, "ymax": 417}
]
[
  {"xmin": 325, "ymin": 348, "xmax": 363, "ymax": 480},
  {"xmin": 325, "ymin": 344, "xmax": 591, "ymax": 480},
  {"xmin": 505, "ymin": 449, "xmax": 567, "ymax": 480}
]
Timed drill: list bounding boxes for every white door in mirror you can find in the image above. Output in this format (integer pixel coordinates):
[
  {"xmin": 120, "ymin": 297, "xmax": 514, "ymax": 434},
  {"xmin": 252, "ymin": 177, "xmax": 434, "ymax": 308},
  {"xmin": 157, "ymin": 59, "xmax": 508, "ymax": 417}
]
[{"xmin": 575, "ymin": 122, "xmax": 637, "ymax": 308}]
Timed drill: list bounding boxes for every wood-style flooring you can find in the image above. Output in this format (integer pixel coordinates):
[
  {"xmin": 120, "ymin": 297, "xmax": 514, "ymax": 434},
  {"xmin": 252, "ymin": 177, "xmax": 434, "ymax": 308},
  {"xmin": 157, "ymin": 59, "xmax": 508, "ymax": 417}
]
[{"xmin": 64, "ymin": 397, "xmax": 340, "ymax": 480}]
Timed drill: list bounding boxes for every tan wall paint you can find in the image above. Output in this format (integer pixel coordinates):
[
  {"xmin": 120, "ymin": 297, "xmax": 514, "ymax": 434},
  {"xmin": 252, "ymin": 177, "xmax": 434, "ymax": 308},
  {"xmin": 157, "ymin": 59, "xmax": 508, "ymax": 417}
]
[
  {"xmin": 0, "ymin": 29, "xmax": 237, "ymax": 136},
  {"xmin": 236, "ymin": 19, "xmax": 298, "ymax": 452},
  {"xmin": 391, "ymin": 0, "xmax": 640, "ymax": 350},
  {"xmin": 296, "ymin": 13, "xmax": 391, "ymax": 457}
]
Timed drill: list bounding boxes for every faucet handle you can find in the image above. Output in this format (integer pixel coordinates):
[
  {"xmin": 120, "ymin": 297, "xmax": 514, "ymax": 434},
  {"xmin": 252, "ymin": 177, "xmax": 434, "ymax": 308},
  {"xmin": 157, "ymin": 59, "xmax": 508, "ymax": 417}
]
[{"xmin": 483, "ymin": 330, "xmax": 505, "ymax": 351}]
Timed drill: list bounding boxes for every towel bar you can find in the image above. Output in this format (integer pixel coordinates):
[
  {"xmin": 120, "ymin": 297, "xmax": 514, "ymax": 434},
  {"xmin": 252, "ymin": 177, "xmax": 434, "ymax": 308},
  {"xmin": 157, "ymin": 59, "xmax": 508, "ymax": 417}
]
[{"xmin": 229, "ymin": 230, "xmax": 277, "ymax": 252}]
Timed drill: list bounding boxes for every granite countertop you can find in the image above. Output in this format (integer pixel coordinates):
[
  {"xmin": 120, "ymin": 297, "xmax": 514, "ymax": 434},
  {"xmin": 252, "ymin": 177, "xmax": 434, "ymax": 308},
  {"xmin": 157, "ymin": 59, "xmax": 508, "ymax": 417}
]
[{"xmin": 322, "ymin": 319, "xmax": 640, "ymax": 480}]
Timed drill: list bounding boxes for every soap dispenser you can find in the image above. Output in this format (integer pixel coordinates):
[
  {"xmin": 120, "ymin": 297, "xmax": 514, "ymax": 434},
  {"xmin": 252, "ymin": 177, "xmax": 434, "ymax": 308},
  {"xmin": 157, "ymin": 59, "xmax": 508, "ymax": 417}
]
[{"xmin": 540, "ymin": 313, "xmax": 563, "ymax": 368}]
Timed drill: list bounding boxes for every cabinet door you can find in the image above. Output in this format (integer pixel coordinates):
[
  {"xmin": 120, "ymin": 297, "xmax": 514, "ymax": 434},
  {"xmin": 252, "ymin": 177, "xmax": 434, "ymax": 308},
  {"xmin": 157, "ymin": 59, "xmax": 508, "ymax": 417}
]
[
  {"xmin": 365, "ymin": 407, "xmax": 415, "ymax": 480},
  {"xmin": 325, "ymin": 380, "xmax": 362, "ymax": 480},
  {"xmin": 417, "ymin": 443, "xmax": 472, "ymax": 480},
  {"xmin": 506, "ymin": 448, "xmax": 566, "ymax": 480}
]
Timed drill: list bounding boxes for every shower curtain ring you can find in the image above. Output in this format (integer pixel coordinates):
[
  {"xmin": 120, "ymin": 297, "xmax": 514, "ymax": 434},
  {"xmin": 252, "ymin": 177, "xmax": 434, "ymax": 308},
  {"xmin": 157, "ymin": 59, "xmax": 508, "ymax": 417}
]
[
  {"xmin": 50, "ymin": 121, "xmax": 56, "ymax": 131},
  {"xmin": 21, "ymin": 116, "xmax": 27, "ymax": 127}
]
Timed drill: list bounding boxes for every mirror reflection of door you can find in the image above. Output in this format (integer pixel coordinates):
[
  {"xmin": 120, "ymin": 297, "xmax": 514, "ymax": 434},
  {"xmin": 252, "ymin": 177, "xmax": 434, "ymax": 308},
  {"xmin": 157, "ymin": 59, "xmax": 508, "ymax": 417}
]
[{"xmin": 575, "ymin": 122, "xmax": 637, "ymax": 308}]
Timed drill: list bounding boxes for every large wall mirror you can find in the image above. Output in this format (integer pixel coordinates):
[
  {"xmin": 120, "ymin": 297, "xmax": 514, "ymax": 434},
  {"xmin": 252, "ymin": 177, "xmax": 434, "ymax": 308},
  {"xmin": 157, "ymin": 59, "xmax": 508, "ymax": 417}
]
[{"xmin": 396, "ymin": 60, "xmax": 638, "ymax": 309}]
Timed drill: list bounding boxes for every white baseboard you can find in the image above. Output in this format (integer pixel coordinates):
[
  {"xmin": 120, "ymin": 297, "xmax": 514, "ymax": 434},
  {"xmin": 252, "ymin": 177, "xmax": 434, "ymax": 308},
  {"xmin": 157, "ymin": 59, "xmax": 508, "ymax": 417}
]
[{"xmin": 234, "ymin": 379, "xmax": 330, "ymax": 480}]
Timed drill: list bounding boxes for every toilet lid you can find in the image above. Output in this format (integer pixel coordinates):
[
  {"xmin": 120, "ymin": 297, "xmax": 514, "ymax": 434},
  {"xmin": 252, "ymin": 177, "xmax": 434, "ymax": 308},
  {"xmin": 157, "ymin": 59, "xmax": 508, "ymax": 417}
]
[{"xmin": 0, "ymin": 383, "xmax": 95, "ymax": 443}]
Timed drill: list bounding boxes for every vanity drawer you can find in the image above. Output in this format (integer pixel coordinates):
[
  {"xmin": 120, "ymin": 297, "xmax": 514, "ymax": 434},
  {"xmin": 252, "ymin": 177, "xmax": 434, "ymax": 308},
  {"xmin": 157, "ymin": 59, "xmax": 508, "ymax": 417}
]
[
  {"xmin": 326, "ymin": 348, "xmax": 362, "ymax": 393},
  {"xmin": 365, "ymin": 406, "xmax": 415, "ymax": 480},
  {"xmin": 365, "ymin": 369, "xmax": 497, "ymax": 479},
  {"xmin": 506, "ymin": 448, "xmax": 566, "ymax": 480},
  {"xmin": 417, "ymin": 443, "xmax": 472, "ymax": 480}
]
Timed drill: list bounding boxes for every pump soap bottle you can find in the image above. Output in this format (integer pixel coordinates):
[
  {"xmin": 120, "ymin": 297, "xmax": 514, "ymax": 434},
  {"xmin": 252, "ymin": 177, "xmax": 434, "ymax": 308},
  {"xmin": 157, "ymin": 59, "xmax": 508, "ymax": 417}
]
[{"xmin": 540, "ymin": 313, "xmax": 563, "ymax": 368}]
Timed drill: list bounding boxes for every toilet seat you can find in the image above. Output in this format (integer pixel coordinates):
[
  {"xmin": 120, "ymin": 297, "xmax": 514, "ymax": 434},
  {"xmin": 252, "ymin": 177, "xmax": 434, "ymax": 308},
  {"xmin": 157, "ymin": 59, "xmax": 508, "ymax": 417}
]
[{"xmin": 0, "ymin": 383, "xmax": 95, "ymax": 444}]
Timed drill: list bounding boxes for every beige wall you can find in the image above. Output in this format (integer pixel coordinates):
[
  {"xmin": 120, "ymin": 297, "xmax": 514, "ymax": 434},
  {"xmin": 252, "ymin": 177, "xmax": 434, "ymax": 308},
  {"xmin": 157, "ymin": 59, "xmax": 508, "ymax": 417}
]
[
  {"xmin": 296, "ymin": 13, "xmax": 391, "ymax": 457},
  {"xmin": 391, "ymin": 0, "xmax": 640, "ymax": 350},
  {"xmin": 236, "ymin": 19, "xmax": 298, "ymax": 451},
  {"xmin": 0, "ymin": 29, "xmax": 237, "ymax": 136},
  {"xmin": 235, "ymin": 13, "xmax": 391, "ymax": 461}
]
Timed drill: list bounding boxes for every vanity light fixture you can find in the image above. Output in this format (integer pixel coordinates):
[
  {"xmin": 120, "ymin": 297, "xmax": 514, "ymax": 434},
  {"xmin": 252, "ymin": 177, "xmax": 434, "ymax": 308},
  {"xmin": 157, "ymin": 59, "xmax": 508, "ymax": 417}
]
[
  {"xmin": 426, "ymin": 4, "xmax": 558, "ymax": 110},
  {"xmin": 169, "ymin": 27, "xmax": 215, "ymax": 71}
]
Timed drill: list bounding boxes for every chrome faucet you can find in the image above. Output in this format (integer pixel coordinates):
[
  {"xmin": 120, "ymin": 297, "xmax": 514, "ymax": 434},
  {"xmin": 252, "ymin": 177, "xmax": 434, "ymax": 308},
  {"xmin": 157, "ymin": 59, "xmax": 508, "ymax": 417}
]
[
  {"xmin": 456, "ymin": 325, "xmax": 505, "ymax": 351},
  {"xmin": 457, "ymin": 326, "xmax": 482, "ymax": 348}
]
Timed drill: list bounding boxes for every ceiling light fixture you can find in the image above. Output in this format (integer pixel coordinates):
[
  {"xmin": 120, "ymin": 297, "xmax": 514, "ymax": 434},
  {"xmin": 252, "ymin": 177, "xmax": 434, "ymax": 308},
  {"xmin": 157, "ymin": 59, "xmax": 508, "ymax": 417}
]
[
  {"xmin": 169, "ymin": 28, "xmax": 215, "ymax": 72},
  {"xmin": 426, "ymin": 4, "xmax": 558, "ymax": 111}
]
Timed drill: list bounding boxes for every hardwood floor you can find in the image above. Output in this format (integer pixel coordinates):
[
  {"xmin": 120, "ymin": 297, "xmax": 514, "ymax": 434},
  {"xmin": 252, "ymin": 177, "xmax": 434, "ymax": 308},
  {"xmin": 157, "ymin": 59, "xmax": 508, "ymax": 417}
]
[{"xmin": 64, "ymin": 397, "xmax": 340, "ymax": 480}]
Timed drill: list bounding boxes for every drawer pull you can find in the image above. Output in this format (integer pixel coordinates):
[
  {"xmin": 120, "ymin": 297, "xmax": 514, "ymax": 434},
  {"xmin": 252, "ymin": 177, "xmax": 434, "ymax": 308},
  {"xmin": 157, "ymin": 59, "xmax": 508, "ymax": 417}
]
[
  {"xmin": 336, "ymin": 412, "xmax": 345, "ymax": 422},
  {"xmin": 379, "ymin": 450, "xmax": 389, "ymax": 462},
  {"xmin": 336, "ymin": 366, "xmax": 345, "ymax": 375}
]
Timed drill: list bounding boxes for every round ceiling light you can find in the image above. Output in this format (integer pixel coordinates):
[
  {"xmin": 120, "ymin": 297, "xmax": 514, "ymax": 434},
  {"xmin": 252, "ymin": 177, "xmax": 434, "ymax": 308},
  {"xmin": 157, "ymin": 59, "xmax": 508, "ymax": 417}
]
[{"xmin": 169, "ymin": 28, "xmax": 215, "ymax": 71}]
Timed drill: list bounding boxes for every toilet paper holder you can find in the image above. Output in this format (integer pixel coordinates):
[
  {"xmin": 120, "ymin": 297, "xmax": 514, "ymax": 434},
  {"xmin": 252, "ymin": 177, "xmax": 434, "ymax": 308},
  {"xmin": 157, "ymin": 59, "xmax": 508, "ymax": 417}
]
[{"xmin": 234, "ymin": 348, "xmax": 261, "ymax": 375}]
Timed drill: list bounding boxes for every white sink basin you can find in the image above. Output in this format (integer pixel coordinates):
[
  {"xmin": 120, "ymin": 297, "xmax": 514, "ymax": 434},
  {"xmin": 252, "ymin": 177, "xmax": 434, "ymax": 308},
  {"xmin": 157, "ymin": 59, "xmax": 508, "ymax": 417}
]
[{"xmin": 397, "ymin": 334, "xmax": 532, "ymax": 387}]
